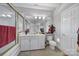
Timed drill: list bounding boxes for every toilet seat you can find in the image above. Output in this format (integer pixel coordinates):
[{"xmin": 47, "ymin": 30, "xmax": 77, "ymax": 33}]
[
  {"xmin": 49, "ymin": 41, "xmax": 56, "ymax": 50},
  {"xmin": 49, "ymin": 41, "xmax": 56, "ymax": 46}
]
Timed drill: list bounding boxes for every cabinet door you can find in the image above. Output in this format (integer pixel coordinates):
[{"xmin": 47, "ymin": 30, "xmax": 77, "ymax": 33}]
[
  {"xmin": 38, "ymin": 36, "xmax": 45, "ymax": 49},
  {"xmin": 30, "ymin": 36, "xmax": 39, "ymax": 50},
  {"xmin": 20, "ymin": 36, "xmax": 30, "ymax": 51}
]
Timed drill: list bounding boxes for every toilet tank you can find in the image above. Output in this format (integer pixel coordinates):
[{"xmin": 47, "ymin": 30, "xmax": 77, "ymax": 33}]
[{"xmin": 46, "ymin": 34, "xmax": 54, "ymax": 41}]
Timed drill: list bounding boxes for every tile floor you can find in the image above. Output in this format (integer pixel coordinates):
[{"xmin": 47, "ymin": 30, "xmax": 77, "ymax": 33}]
[{"xmin": 18, "ymin": 46, "xmax": 65, "ymax": 56}]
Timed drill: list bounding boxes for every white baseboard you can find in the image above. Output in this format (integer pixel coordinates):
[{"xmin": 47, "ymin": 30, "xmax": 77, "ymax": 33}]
[{"xmin": 57, "ymin": 46, "xmax": 77, "ymax": 56}]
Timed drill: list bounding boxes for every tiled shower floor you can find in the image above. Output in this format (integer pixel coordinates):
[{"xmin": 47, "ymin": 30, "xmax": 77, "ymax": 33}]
[{"xmin": 18, "ymin": 47, "xmax": 64, "ymax": 56}]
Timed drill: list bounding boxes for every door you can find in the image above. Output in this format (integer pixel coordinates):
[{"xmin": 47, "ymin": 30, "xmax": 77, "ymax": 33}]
[{"xmin": 61, "ymin": 9, "xmax": 73, "ymax": 55}]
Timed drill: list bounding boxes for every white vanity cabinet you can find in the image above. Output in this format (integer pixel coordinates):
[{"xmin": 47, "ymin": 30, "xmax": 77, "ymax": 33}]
[{"xmin": 19, "ymin": 34, "xmax": 45, "ymax": 51}]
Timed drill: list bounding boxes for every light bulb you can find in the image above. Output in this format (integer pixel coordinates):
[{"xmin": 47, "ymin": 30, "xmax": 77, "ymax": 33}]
[
  {"xmin": 35, "ymin": 16, "xmax": 37, "ymax": 19},
  {"xmin": 39, "ymin": 16, "xmax": 41, "ymax": 19},
  {"xmin": 43, "ymin": 16, "xmax": 45, "ymax": 19}
]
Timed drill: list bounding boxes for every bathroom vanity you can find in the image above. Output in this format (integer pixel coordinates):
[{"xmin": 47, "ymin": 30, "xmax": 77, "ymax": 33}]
[{"xmin": 19, "ymin": 33, "xmax": 45, "ymax": 51}]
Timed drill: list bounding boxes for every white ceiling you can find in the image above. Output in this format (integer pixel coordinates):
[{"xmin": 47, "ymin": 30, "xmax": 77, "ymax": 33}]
[
  {"xmin": 13, "ymin": 3, "xmax": 62, "ymax": 19},
  {"xmin": 12, "ymin": 3, "xmax": 76, "ymax": 24},
  {"xmin": 13, "ymin": 3, "xmax": 61, "ymax": 11},
  {"xmin": 12, "ymin": 3, "xmax": 62, "ymax": 24}
]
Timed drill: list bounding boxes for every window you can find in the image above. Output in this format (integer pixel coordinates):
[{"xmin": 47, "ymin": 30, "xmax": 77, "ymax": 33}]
[{"xmin": 0, "ymin": 3, "xmax": 16, "ymax": 55}]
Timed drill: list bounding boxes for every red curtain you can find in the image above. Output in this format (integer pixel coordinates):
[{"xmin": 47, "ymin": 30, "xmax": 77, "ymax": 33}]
[
  {"xmin": 7, "ymin": 26, "xmax": 16, "ymax": 43},
  {"xmin": 0, "ymin": 25, "xmax": 16, "ymax": 48},
  {"xmin": 0, "ymin": 25, "xmax": 8, "ymax": 48}
]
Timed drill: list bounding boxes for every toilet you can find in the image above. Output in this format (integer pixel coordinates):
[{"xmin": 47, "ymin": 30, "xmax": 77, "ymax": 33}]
[
  {"xmin": 49, "ymin": 41, "xmax": 56, "ymax": 50},
  {"xmin": 47, "ymin": 34, "xmax": 56, "ymax": 50}
]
